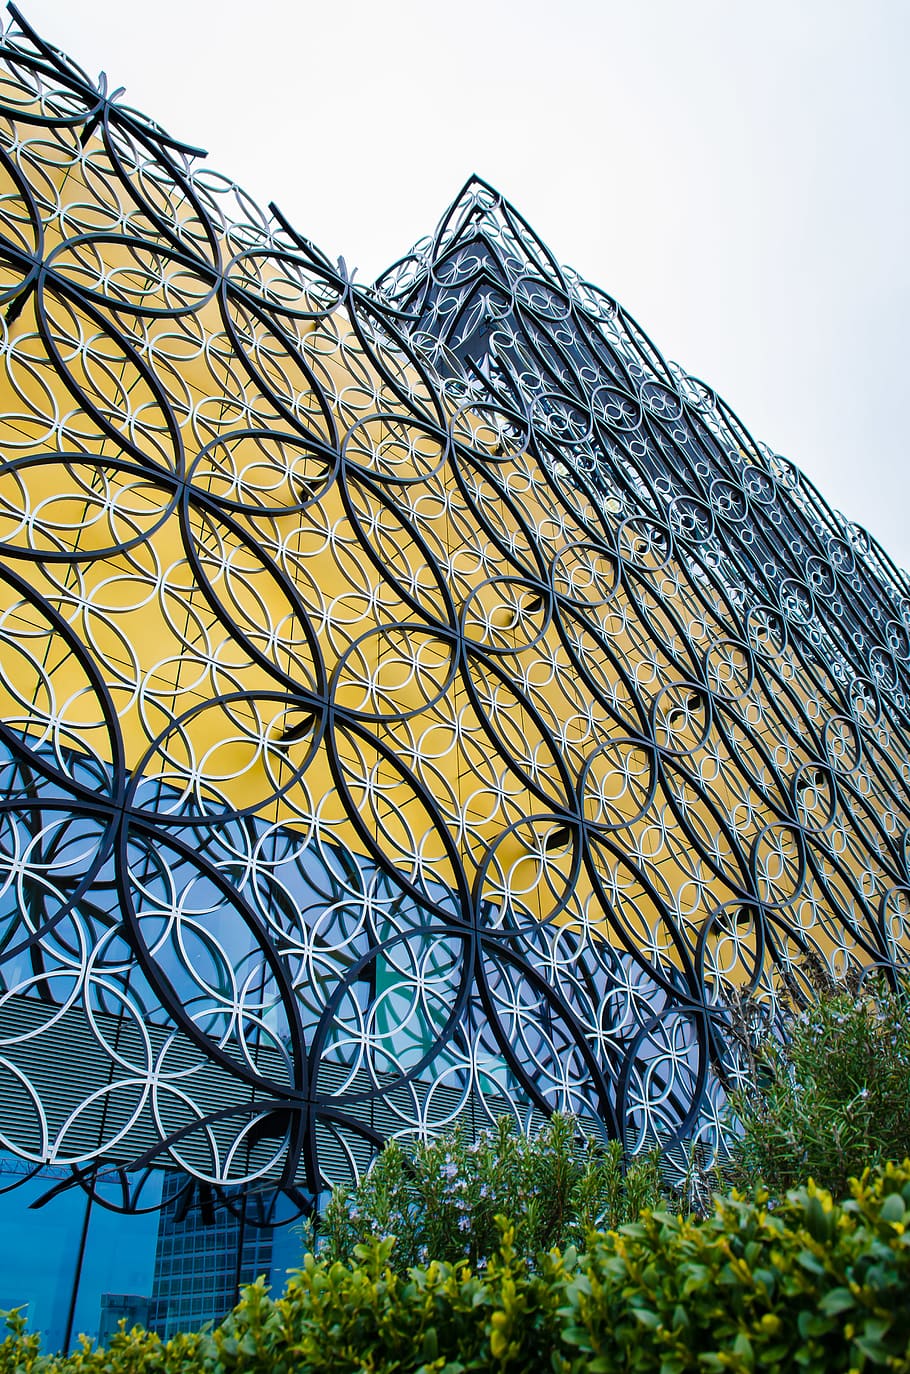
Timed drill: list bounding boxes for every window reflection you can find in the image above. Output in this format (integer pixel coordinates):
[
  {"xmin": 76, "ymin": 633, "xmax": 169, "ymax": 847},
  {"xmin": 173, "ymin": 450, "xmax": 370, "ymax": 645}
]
[{"xmin": 0, "ymin": 1157, "xmax": 300, "ymax": 1352}]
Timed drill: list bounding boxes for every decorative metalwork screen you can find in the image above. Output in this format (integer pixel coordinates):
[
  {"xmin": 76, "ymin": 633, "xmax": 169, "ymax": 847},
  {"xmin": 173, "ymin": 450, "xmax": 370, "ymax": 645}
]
[{"xmin": 1, "ymin": 3, "xmax": 909, "ymax": 1231}]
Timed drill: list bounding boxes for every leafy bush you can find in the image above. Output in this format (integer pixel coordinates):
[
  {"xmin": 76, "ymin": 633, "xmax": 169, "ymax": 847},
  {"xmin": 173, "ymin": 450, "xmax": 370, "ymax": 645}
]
[
  {"xmin": 557, "ymin": 1162, "xmax": 910, "ymax": 1373},
  {"xmin": 727, "ymin": 975, "xmax": 910, "ymax": 1199},
  {"xmin": 319, "ymin": 1113, "xmax": 665, "ymax": 1269},
  {"xmin": 5, "ymin": 1163, "xmax": 910, "ymax": 1372}
]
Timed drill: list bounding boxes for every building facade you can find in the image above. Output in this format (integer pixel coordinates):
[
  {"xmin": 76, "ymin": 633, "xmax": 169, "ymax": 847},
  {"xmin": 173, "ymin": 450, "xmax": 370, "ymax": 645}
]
[{"xmin": 0, "ymin": 4, "xmax": 909, "ymax": 1349}]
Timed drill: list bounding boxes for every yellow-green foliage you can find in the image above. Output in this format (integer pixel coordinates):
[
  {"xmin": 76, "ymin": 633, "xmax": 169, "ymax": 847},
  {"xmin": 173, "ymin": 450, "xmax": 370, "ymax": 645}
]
[
  {"xmin": 4, "ymin": 1164, "xmax": 910, "ymax": 1373},
  {"xmin": 558, "ymin": 1164, "xmax": 910, "ymax": 1372}
]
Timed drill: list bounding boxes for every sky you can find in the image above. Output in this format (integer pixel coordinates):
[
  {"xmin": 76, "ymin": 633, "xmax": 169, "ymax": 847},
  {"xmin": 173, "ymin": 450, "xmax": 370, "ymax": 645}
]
[{"xmin": 18, "ymin": 0, "xmax": 910, "ymax": 570}]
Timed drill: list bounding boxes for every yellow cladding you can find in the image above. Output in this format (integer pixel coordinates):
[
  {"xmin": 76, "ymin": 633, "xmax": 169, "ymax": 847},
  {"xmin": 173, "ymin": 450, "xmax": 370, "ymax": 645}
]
[{"xmin": 0, "ymin": 111, "xmax": 874, "ymax": 991}]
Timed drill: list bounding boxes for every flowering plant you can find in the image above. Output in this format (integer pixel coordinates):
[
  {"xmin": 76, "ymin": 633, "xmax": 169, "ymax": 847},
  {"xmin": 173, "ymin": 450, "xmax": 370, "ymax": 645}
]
[
  {"xmin": 727, "ymin": 972, "xmax": 910, "ymax": 1199},
  {"xmin": 319, "ymin": 1113, "xmax": 664, "ymax": 1271}
]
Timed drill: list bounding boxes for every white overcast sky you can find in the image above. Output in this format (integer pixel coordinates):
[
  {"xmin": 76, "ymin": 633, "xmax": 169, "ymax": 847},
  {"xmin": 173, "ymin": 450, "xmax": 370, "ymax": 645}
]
[{"xmin": 19, "ymin": 0, "xmax": 910, "ymax": 569}]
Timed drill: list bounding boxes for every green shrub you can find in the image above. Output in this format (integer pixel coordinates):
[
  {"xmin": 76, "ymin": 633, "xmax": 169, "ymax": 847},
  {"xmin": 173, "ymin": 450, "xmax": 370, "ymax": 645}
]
[
  {"xmin": 727, "ymin": 975, "xmax": 910, "ymax": 1199},
  {"xmin": 319, "ymin": 1113, "xmax": 665, "ymax": 1269},
  {"xmin": 6, "ymin": 1163, "xmax": 910, "ymax": 1372},
  {"xmin": 558, "ymin": 1163, "xmax": 910, "ymax": 1372},
  {"xmin": 0, "ymin": 1305, "xmax": 203, "ymax": 1374}
]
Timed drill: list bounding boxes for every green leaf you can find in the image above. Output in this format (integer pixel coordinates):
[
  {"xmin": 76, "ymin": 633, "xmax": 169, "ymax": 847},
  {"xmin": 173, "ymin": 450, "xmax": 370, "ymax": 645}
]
[
  {"xmin": 880, "ymin": 1193, "xmax": 906, "ymax": 1224},
  {"xmin": 818, "ymin": 1287, "xmax": 855, "ymax": 1315},
  {"xmin": 796, "ymin": 1248, "xmax": 826, "ymax": 1275},
  {"xmin": 854, "ymin": 1335, "xmax": 892, "ymax": 1363},
  {"xmin": 560, "ymin": 1325, "xmax": 593, "ymax": 1349},
  {"xmin": 797, "ymin": 1310, "xmax": 834, "ymax": 1339},
  {"xmin": 733, "ymin": 1332, "xmax": 754, "ymax": 1371}
]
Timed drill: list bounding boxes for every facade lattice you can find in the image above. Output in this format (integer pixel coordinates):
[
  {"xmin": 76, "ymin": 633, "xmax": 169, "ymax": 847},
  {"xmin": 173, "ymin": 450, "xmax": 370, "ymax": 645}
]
[{"xmin": 0, "ymin": 3, "xmax": 908, "ymax": 1348}]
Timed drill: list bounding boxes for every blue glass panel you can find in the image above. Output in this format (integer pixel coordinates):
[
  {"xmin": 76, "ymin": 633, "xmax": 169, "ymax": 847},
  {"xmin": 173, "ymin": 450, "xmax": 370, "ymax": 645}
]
[
  {"xmin": 67, "ymin": 1172, "xmax": 163, "ymax": 1348},
  {"xmin": 0, "ymin": 1157, "xmax": 86, "ymax": 1353}
]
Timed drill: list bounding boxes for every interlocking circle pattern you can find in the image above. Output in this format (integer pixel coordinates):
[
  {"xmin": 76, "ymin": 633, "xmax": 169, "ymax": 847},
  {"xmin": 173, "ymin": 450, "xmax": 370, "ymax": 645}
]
[{"xmin": 0, "ymin": 4, "xmax": 908, "ymax": 1218}]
